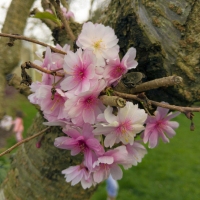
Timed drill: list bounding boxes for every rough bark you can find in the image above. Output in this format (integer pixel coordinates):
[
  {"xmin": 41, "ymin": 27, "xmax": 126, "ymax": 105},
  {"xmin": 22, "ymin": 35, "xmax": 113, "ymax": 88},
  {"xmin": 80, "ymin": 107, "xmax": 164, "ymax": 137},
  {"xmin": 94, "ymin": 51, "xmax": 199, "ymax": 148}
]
[
  {"xmin": 99, "ymin": 0, "xmax": 200, "ymax": 106},
  {"xmin": 1, "ymin": 116, "xmax": 95, "ymax": 200},
  {"xmin": 0, "ymin": 0, "xmax": 35, "ymax": 119},
  {"xmin": 0, "ymin": 0, "xmax": 35, "ymax": 75}
]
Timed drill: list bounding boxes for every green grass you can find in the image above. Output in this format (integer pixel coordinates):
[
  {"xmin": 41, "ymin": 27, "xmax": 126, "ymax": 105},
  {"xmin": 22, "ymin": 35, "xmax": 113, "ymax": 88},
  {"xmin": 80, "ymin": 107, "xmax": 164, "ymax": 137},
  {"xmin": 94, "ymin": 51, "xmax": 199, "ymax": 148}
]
[
  {"xmin": 91, "ymin": 112, "xmax": 200, "ymax": 200},
  {"xmin": 0, "ymin": 93, "xmax": 37, "ymax": 183}
]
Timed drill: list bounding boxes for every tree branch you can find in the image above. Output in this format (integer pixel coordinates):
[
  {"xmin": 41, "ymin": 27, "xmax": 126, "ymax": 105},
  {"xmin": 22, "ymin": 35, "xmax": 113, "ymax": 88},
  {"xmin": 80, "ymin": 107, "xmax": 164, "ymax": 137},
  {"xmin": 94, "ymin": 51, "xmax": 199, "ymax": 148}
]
[
  {"xmin": 0, "ymin": 33, "xmax": 66, "ymax": 55},
  {"xmin": 24, "ymin": 61, "xmax": 65, "ymax": 77},
  {"xmin": 99, "ymin": 95, "xmax": 126, "ymax": 108},
  {"xmin": 0, "ymin": 127, "xmax": 50, "ymax": 157},
  {"xmin": 113, "ymin": 91, "xmax": 200, "ymax": 113},
  {"xmin": 50, "ymin": 0, "xmax": 76, "ymax": 42},
  {"xmin": 115, "ymin": 75, "xmax": 183, "ymax": 94}
]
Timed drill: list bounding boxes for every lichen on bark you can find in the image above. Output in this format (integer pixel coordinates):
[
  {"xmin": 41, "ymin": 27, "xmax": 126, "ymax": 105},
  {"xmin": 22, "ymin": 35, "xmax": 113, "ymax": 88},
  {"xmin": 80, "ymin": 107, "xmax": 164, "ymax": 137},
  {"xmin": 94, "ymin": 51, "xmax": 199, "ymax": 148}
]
[{"xmin": 100, "ymin": 0, "xmax": 200, "ymax": 105}]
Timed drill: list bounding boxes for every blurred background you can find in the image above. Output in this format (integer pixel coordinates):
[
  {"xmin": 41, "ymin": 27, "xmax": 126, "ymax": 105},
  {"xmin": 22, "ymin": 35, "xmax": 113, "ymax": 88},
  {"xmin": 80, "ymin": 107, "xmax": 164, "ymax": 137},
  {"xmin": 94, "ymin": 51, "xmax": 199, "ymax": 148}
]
[{"xmin": 0, "ymin": 0, "xmax": 200, "ymax": 200}]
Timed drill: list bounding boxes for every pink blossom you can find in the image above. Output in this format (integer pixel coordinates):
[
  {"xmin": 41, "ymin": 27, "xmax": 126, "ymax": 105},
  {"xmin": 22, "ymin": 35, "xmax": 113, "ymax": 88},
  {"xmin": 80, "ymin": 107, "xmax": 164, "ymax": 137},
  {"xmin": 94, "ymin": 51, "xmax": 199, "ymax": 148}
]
[
  {"xmin": 76, "ymin": 22, "xmax": 119, "ymax": 67},
  {"xmin": 62, "ymin": 163, "xmax": 94, "ymax": 189},
  {"xmin": 60, "ymin": 48, "xmax": 99, "ymax": 95},
  {"xmin": 54, "ymin": 124, "xmax": 104, "ymax": 169},
  {"xmin": 61, "ymin": 7, "xmax": 75, "ymax": 20},
  {"xmin": 34, "ymin": 47, "xmax": 65, "ymax": 86},
  {"xmin": 122, "ymin": 142, "xmax": 147, "ymax": 169},
  {"xmin": 104, "ymin": 47, "xmax": 138, "ymax": 85},
  {"xmin": 28, "ymin": 81, "xmax": 43, "ymax": 105},
  {"xmin": 93, "ymin": 146, "xmax": 129, "ymax": 183},
  {"xmin": 64, "ymin": 80, "xmax": 106, "ymax": 126},
  {"xmin": 142, "ymin": 106, "xmax": 180, "ymax": 148},
  {"xmin": 29, "ymin": 83, "xmax": 68, "ymax": 122},
  {"xmin": 93, "ymin": 102, "xmax": 147, "ymax": 147}
]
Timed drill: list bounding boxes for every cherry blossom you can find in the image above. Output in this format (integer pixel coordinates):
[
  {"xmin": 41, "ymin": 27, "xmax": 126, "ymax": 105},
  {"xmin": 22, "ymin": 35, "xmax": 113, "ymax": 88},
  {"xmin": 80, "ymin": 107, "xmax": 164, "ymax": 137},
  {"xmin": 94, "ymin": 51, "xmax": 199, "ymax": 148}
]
[
  {"xmin": 76, "ymin": 22, "xmax": 119, "ymax": 67},
  {"xmin": 62, "ymin": 163, "xmax": 94, "ymax": 189},
  {"xmin": 29, "ymin": 84, "xmax": 68, "ymax": 122},
  {"xmin": 54, "ymin": 124, "xmax": 104, "ymax": 169},
  {"xmin": 60, "ymin": 49, "xmax": 99, "ymax": 95},
  {"xmin": 64, "ymin": 80, "xmax": 106, "ymax": 126},
  {"xmin": 122, "ymin": 142, "xmax": 147, "ymax": 169},
  {"xmin": 93, "ymin": 102, "xmax": 147, "ymax": 147},
  {"xmin": 26, "ymin": 20, "xmax": 185, "ymax": 189},
  {"xmin": 93, "ymin": 146, "xmax": 129, "ymax": 183},
  {"xmin": 61, "ymin": 7, "xmax": 75, "ymax": 20},
  {"xmin": 142, "ymin": 106, "xmax": 180, "ymax": 148},
  {"xmin": 104, "ymin": 47, "xmax": 138, "ymax": 85}
]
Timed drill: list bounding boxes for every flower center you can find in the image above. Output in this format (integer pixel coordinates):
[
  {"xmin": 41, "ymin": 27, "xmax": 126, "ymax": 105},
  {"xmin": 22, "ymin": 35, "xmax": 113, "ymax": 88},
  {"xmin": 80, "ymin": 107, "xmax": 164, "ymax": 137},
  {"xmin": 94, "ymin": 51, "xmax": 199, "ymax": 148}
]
[
  {"xmin": 74, "ymin": 67, "xmax": 85, "ymax": 80},
  {"xmin": 85, "ymin": 97, "xmax": 93, "ymax": 105},
  {"xmin": 110, "ymin": 65, "xmax": 125, "ymax": 78},
  {"xmin": 79, "ymin": 141, "xmax": 87, "ymax": 152},
  {"xmin": 93, "ymin": 39, "xmax": 104, "ymax": 52},
  {"xmin": 156, "ymin": 120, "xmax": 164, "ymax": 129}
]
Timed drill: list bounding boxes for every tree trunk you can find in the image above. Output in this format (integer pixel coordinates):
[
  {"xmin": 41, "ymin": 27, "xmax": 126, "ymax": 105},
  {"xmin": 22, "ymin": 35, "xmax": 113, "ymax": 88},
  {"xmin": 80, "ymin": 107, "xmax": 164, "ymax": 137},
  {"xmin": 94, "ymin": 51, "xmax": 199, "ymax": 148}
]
[
  {"xmin": 1, "ymin": 0, "xmax": 200, "ymax": 199},
  {"xmin": 0, "ymin": 0, "xmax": 35, "ymax": 119},
  {"xmin": 100, "ymin": 0, "xmax": 200, "ymax": 106}
]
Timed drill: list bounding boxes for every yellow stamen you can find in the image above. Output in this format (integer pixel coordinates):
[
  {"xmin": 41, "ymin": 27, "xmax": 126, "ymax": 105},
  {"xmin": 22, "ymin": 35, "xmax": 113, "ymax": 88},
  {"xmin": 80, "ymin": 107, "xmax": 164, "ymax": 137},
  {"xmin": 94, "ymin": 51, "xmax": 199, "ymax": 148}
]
[{"xmin": 93, "ymin": 40, "xmax": 103, "ymax": 50}]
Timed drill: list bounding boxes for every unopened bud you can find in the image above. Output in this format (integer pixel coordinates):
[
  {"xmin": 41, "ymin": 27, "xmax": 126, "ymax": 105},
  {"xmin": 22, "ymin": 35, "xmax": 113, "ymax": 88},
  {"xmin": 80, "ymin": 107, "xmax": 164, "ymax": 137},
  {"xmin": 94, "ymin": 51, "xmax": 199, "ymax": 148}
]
[
  {"xmin": 190, "ymin": 121, "xmax": 195, "ymax": 131},
  {"xmin": 36, "ymin": 141, "xmax": 41, "ymax": 148}
]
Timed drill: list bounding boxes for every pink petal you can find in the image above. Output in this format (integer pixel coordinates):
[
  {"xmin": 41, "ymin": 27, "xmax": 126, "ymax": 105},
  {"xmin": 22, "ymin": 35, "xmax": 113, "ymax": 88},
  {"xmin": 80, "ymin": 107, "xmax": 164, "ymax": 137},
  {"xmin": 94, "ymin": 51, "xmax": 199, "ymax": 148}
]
[
  {"xmin": 93, "ymin": 169, "xmax": 105, "ymax": 183},
  {"xmin": 165, "ymin": 112, "xmax": 181, "ymax": 120},
  {"xmin": 104, "ymin": 106, "xmax": 117, "ymax": 123},
  {"xmin": 104, "ymin": 133, "xmax": 117, "ymax": 148},
  {"xmin": 162, "ymin": 125, "xmax": 176, "ymax": 138},
  {"xmin": 122, "ymin": 47, "xmax": 138, "ymax": 70},
  {"xmin": 62, "ymin": 166, "xmax": 79, "ymax": 175},
  {"xmin": 83, "ymin": 108, "xmax": 95, "ymax": 124},
  {"xmin": 98, "ymin": 156, "xmax": 114, "ymax": 164},
  {"xmin": 148, "ymin": 131, "xmax": 159, "ymax": 148},
  {"xmin": 166, "ymin": 121, "xmax": 179, "ymax": 129},
  {"xmin": 60, "ymin": 76, "xmax": 79, "ymax": 91},
  {"xmin": 110, "ymin": 164, "xmax": 123, "ymax": 180}
]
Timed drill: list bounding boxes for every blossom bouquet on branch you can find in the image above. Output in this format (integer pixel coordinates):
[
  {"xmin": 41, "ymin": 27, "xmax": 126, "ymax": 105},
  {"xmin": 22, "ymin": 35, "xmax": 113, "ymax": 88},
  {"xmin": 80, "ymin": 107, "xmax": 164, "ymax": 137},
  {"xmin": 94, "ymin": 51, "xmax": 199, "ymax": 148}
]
[{"xmin": 1, "ymin": 0, "xmax": 200, "ymax": 193}]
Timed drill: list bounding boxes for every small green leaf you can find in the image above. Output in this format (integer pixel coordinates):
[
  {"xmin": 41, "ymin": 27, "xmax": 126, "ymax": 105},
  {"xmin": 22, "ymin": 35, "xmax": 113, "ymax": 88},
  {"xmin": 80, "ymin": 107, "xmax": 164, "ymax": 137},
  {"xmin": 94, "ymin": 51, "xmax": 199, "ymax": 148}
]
[{"xmin": 33, "ymin": 12, "xmax": 62, "ymax": 26}]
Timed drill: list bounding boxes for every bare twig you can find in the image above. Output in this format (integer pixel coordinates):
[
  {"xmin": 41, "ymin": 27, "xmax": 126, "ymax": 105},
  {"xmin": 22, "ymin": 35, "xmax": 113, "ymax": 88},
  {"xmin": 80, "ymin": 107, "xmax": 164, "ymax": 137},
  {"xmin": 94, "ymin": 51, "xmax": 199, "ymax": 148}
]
[
  {"xmin": 115, "ymin": 75, "xmax": 183, "ymax": 94},
  {"xmin": 50, "ymin": 0, "xmax": 76, "ymax": 42},
  {"xmin": 24, "ymin": 61, "xmax": 65, "ymax": 77},
  {"xmin": 0, "ymin": 127, "xmax": 50, "ymax": 157},
  {"xmin": 0, "ymin": 33, "xmax": 66, "ymax": 55},
  {"xmin": 99, "ymin": 95, "xmax": 126, "ymax": 108},
  {"xmin": 113, "ymin": 91, "xmax": 200, "ymax": 113},
  {"xmin": 60, "ymin": 0, "xmax": 69, "ymax": 9}
]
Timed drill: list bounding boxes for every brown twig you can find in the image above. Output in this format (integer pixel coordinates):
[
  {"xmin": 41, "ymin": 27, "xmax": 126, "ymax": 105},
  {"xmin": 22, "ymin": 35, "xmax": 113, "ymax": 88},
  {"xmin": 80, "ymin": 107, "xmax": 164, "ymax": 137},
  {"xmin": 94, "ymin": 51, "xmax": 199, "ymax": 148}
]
[
  {"xmin": 50, "ymin": 0, "xmax": 76, "ymax": 42},
  {"xmin": 24, "ymin": 61, "xmax": 65, "ymax": 77},
  {"xmin": 60, "ymin": 0, "xmax": 69, "ymax": 9},
  {"xmin": 113, "ymin": 91, "xmax": 200, "ymax": 113},
  {"xmin": 115, "ymin": 75, "xmax": 183, "ymax": 94},
  {"xmin": 0, "ymin": 127, "xmax": 50, "ymax": 157},
  {"xmin": 99, "ymin": 95, "xmax": 126, "ymax": 108},
  {"xmin": 0, "ymin": 32, "xmax": 66, "ymax": 55}
]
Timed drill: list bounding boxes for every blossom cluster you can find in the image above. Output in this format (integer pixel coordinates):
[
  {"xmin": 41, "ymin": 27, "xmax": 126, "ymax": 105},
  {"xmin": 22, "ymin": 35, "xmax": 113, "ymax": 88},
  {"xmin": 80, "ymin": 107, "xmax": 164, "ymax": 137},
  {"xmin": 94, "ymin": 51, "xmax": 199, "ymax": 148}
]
[{"xmin": 28, "ymin": 22, "xmax": 180, "ymax": 189}]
